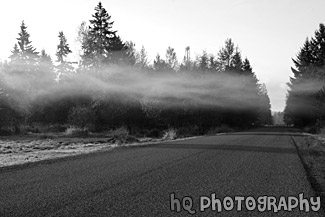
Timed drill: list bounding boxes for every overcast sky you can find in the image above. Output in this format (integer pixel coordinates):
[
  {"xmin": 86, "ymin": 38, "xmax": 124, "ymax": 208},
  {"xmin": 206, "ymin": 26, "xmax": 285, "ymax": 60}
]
[{"xmin": 1, "ymin": 0, "xmax": 325, "ymax": 111}]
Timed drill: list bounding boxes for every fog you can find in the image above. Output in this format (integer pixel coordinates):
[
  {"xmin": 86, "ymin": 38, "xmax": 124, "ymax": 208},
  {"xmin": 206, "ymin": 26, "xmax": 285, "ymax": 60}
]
[{"xmin": 0, "ymin": 64, "xmax": 265, "ymax": 110}]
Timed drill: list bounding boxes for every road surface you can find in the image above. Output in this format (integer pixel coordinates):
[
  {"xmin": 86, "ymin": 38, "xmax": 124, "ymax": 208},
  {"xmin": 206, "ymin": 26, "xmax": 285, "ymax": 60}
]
[{"xmin": 0, "ymin": 127, "xmax": 323, "ymax": 216}]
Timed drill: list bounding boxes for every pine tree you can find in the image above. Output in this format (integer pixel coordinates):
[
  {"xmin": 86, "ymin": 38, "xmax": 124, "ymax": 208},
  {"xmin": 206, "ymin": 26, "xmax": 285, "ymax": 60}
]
[
  {"xmin": 242, "ymin": 58, "xmax": 252, "ymax": 73},
  {"xmin": 284, "ymin": 24, "xmax": 325, "ymax": 127},
  {"xmin": 9, "ymin": 44, "xmax": 20, "ymax": 65},
  {"xmin": 135, "ymin": 46, "xmax": 149, "ymax": 69},
  {"xmin": 153, "ymin": 54, "xmax": 168, "ymax": 72},
  {"xmin": 257, "ymin": 84, "xmax": 273, "ymax": 125},
  {"xmin": 56, "ymin": 31, "xmax": 72, "ymax": 64},
  {"xmin": 165, "ymin": 46, "xmax": 178, "ymax": 71},
  {"xmin": 38, "ymin": 49, "xmax": 56, "ymax": 87},
  {"xmin": 230, "ymin": 48, "xmax": 243, "ymax": 72},
  {"xmin": 124, "ymin": 41, "xmax": 137, "ymax": 66},
  {"xmin": 292, "ymin": 38, "xmax": 314, "ymax": 76},
  {"xmin": 110, "ymin": 34, "xmax": 128, "ymax": 64},
  {"xmin": 5, "ymin": 21, "xmax": 40, "ymax": 95},
  {"xmin": 9, "ymin": 21, "xmax": 39, "ymax": 72},
  {"xmin": 17, "ymin": 21, "xmax": 39, "ymax": 62},
  {"xmin": 311, "ymin": 23, "xmax": 325, "ymax": 67},
  {"xmin": 208, "ymin": 54, "xmax": 219, "ymax": 72},
  {"xmin": 197, "ymin": 50, "xmax": 209, "ymax": 72},
  {"xmin": 56, "ymin": 31, "xmax": 73, "ymax": 81},
  {"xmin": 81, "ymin": 2, "xmax": 128, "ymax": 71},
  {"xmin": 218, "ymin": 38, "xmax": 235, "ymax": 70},
  {"xmin": 179, "ymin": 46, "xmax": 193, "ymax": 72}
]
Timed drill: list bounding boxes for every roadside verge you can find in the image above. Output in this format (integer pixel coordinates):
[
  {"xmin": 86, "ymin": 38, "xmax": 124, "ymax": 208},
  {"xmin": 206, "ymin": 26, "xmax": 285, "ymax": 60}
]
[{"xmin": 291, "ymin": 134, "xmax": 325, "ymax": 210}]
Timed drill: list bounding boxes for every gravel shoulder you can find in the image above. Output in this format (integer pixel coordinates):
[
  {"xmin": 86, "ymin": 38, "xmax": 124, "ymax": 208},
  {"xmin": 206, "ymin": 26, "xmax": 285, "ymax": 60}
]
[{"xmin": 291, "ymin": 133, "xmax": 325, "ymax": 209}]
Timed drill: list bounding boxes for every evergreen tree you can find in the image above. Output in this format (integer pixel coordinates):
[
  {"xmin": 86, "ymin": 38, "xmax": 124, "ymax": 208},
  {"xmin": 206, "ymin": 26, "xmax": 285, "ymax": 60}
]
[
  {"xmin": 242, "ymin": 58, "xmax": 252, "ymax": 73},
  {"xmin": 208, "ymin": 54, "xmax": 220, "ymax": 72},
  {"xmin": 136, "ymin": 46, "xmax": 149, "ymax": 69},
  {"xmin": 5, "ymin": 21, "xmax": 40, "ymax": 95},
  {"xmin": 165, "ymin": 46, "xmax": 178, "ymax": 71},
  {"xmin": 311, "ymin": 23, "xmax": 325, "ymax": 67},
  {"xmin": 197, "ymin": 50, "xmax": 209, "ymax": 72},
  {"xmin": 81, "ymin": 2, "xmax": 128, "ymax": 71},
  {"xmin": 9, "ymin": 21, "xmax": 39, "ymax": 72},
  {"xmin": 179, "ymin": 46, "xmax": 193, "ymax": 72},
  {"xmin": 292, "ymin": 38, "xmax": 314, "ymax": 76},
  {"xmin": 218, "ymin": 38, "xmax": 235, "ymax": 70},
  {"xmin": 37, "ymin": 49, "xmax": 56, "ymax": 87},
  {"xmin": 284, "ymin": 24, "xmax": 325, "ymax": 128},
  {"xmin": 9, "ymin": 44, "xmax": 20, "ymax": 65},
  {"xmin": 230, "ymin": 48, "xmax": 243, "ymax": 72},
  {"xmin": 124, "ymin": 41, "xmax": 137, "ymax": 66},
  {"xmin": 56, "ymin": 31, "xmax": 73, "ymax": 81},
  {"xmin": 56, "ymin": 31, "xmax": 72, "ymax": 63},
  {"xmin": 257, "ymin": 84, "xmax": 273, "ymax": 125},
  {"xmin": 153, "ymin": 54, "xmax": 168, "ymax": 72},
  {"xmin": 109, "ymin": 34, "xmax": 128, "ymax": 64},
  {"xmin": 16, "ymin": 21, "xmax": 39, "ymax": 65}
]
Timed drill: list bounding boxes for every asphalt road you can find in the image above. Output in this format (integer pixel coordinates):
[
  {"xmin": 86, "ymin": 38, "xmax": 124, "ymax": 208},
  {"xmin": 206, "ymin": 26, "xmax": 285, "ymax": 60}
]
[{"xmin": 0, "ymin": 127, "xmax": 323, "ymax": 216}]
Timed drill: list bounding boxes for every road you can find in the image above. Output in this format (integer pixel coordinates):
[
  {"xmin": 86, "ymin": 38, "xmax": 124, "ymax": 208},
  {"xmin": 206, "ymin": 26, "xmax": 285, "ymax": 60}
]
[{"xmin": 0, "ymin": 127, "xmax": 323, "ymax": 216}]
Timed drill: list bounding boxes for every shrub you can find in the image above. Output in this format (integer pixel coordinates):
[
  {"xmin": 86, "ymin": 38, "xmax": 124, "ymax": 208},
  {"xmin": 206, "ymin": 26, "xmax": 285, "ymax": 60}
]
[
  {"xmin": 38, "ymin": 133, "xmax": 58, "ymax": 139},
  {"xmin": 207, "ymin": 125, "xmax": 234, "ymax": 135},
  {"xmin": 65, "ymin": 126, "xmax": 89, "ymax": 136},
  {"xmin": 107, "ymin": 126, "xmax": 129, "ymax": 137},
  {"xmin": 145, "ymin": 128, "xmax": 161, "ymax": 138},
  {"xmin": 303, "ymin": 126, "xmax": 320, "ymax": 134},
  {"xmin": 176, "ymin": 125, "xmax": 200, "ymax": 137},
  {"xmin": 68, "ymin": 105, "xmax": 95, "ymax": 130},
  {"xmin": 162, "ymin": 128, "xmax": 177, "ymax": 140}
]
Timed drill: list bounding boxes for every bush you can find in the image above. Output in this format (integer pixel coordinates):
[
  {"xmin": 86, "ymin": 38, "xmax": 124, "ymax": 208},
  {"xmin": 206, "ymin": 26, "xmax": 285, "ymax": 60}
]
[
  {"xmin": 38, "ymin": 133, "xmax": 58, "ymax": 139},
  {"xmin": 320, "ymin": 128, "xmax": 325, "ymax": 135},
  {"xmin": 65, "ymin": 126, "xmax": 89, "ymax": 136},
  {"xmin": 207, "ymin": 125, "xmax": 234, "ymax": 135},
  {"xmin": 145, "ymin": 128, "xmax": 161, "ymax": 138},
  {"xmin": 176, "ymin": 125, "xmax": 200, "ymax": 137},
  {"xmin": 107, "ymin": 126, "xmax": 129, "ymax": 137},
  {"xmin": 162, "ymin": 128, "xmax": 177, "ymax": 140},
  {"xmin": 68, "ymin": 105, "xmax": 95, "ymax": 130},
  {"xmin": 303, "ymin": 126, "xmax": 320, "ymax": 134}
]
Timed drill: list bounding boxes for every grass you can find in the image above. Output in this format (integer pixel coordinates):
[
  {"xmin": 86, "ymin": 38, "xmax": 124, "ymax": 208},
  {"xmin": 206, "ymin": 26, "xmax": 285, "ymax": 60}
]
[
  {"xmin": 0, "ymin": 124, "xmax": 211, "ymax": 168},
  {"xmin": 0, "ymin": 126, "xmax": 181, "ymax": 168}
]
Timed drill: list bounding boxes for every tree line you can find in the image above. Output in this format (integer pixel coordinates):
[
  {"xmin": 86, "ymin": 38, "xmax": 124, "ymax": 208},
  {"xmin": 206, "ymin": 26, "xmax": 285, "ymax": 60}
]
[
  {"xmin": 0, "ymin": 2, "xmax": 272, "ymax": 136},
  {"xmin": 284, "ymin": 24, "xmax": 325, "ymax": 132}
]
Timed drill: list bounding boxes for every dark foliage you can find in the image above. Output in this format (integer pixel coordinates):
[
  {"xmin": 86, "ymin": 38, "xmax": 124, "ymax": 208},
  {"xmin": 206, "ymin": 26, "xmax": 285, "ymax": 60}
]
[{"xmin": 284, "ymin": 24, "xmax": 325, "ymax": 129}]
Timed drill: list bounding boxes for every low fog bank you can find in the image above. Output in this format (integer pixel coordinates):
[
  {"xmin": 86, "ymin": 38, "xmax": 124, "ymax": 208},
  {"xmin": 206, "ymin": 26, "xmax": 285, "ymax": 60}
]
[{"xmin": 0, "ymin": 63, "xmax": 272, "ymax": 137}]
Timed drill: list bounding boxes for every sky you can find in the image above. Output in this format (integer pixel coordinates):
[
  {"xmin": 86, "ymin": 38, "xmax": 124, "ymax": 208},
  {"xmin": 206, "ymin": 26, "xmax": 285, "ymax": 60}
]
[{"xmin": 1, "ymin": 0, "xmax": 325, "ymax": 111}]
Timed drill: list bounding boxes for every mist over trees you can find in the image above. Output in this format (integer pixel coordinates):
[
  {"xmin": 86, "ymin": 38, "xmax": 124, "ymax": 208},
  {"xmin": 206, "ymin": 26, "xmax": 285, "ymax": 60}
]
[
  {"xmin": 0, "ymin": 2, "xmax": 272, "ymax": 136},
  {"xmin": 284, "ymin": 24, "xmax": 325, "ymax": 131}
]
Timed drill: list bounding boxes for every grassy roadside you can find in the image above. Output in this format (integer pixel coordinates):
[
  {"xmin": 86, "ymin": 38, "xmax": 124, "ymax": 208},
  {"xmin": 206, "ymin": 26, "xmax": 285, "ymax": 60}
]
[
  {"xmin": 0, "ymin": 124, "xmax": 236, "ymax": 169},
  {"xmin": 291, "ymin": 133, "xmax": 325, "ymax": 210},
  {"xmin": 0, "ymin": 131, "xmax": 204, "ymax": 169}
]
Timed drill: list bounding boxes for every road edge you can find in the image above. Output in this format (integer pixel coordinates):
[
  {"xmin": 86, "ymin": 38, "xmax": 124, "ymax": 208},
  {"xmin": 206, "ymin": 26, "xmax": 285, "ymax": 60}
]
[{"xmin": 290, "ymin": 136, "xmax": 325, "ymax": 213}]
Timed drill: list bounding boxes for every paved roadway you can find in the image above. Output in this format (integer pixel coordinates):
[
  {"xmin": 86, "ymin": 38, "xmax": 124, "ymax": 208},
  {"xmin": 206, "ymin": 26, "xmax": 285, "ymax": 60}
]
[{"xmin": 0, "ymin": 127, "xmax": 323, "ymax": 216}]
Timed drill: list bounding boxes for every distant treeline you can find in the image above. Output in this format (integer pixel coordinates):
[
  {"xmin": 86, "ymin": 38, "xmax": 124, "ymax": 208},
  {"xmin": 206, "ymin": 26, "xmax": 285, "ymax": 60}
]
[
  {"xmin": 0, "ymin": 2, "xmax": 272, "ymax": 135},
  {"xmin": 284, "ymin": 24, "xmax": 325, "ymax": 132}
]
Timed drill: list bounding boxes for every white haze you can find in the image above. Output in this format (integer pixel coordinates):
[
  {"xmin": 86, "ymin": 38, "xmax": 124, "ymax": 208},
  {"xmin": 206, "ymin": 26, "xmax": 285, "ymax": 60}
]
[{"xmin": 0, "ymin": 64, "xmax": 264, "ymax": 111}]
